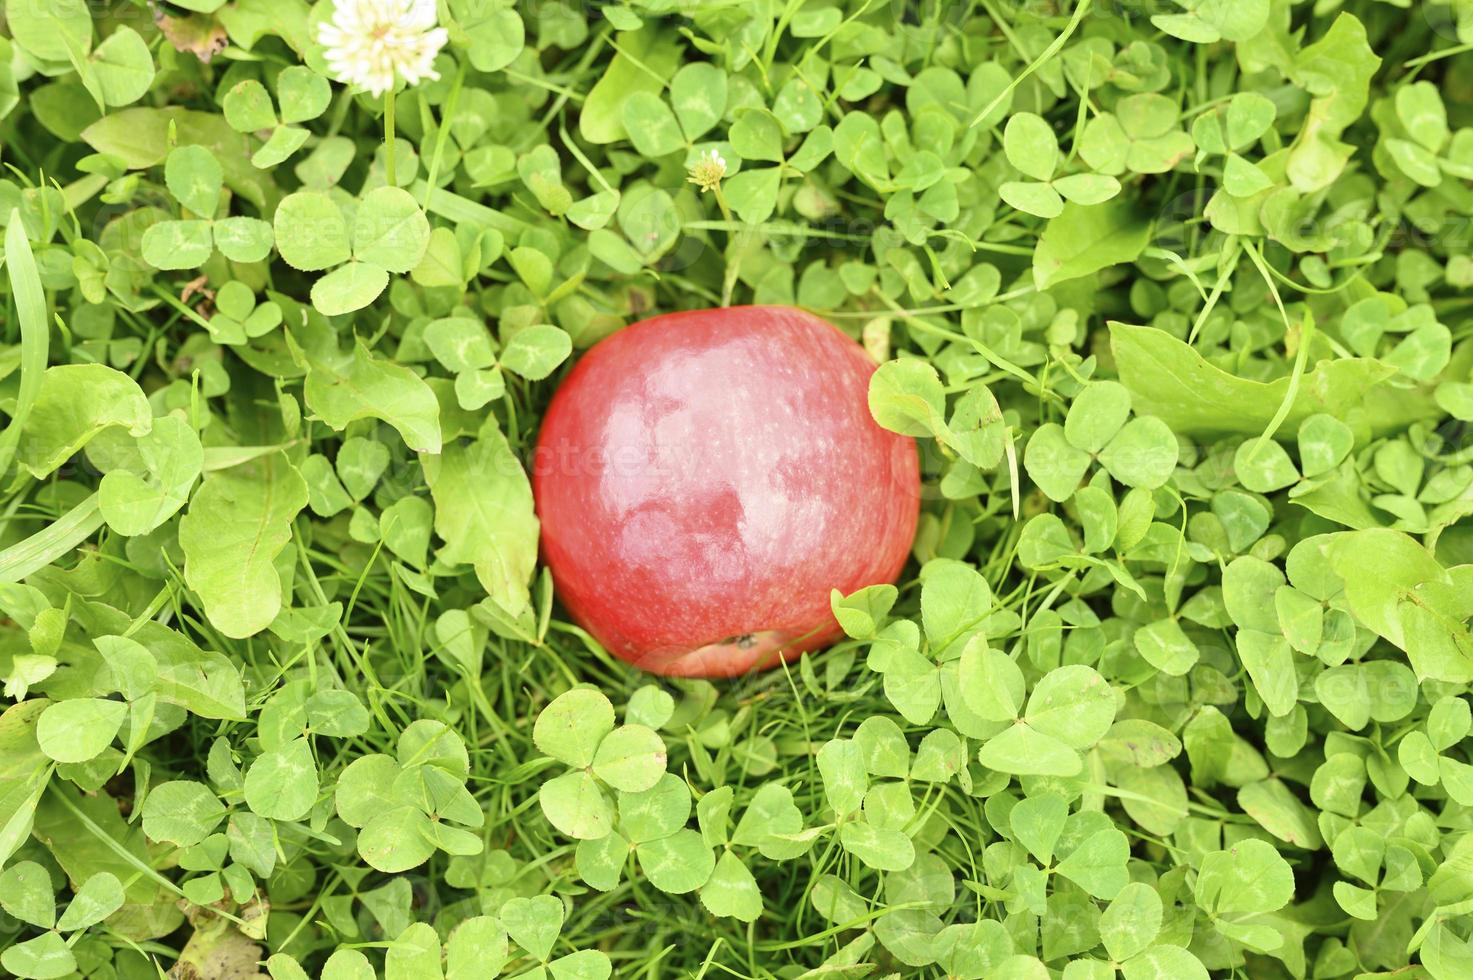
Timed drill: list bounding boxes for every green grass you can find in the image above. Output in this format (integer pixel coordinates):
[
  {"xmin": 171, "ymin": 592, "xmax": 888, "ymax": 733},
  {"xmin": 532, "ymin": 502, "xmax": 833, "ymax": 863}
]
[{"xmin": 3, "ymin": 0, "xmax": 1473, "ymax": 977}]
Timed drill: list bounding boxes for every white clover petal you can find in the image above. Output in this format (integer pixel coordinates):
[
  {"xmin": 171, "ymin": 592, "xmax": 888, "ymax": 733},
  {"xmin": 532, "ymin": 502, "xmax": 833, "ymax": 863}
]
[{"xmin": 316, "ymin": 0, "xmax": 448, "ymax": 97}]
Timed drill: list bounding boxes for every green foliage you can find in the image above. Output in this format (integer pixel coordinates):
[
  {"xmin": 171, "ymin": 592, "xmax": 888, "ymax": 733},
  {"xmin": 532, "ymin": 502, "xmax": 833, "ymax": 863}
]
[{"xmin": 2, "ymin": 0, "xmax": 1473, "ymax": 977}]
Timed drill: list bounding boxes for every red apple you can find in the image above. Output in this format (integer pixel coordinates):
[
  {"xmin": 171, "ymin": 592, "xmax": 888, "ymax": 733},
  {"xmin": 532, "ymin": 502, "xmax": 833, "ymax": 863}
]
[{"xmin": 532, "ymin": 305, "xmax": 920, "ymax": 677}]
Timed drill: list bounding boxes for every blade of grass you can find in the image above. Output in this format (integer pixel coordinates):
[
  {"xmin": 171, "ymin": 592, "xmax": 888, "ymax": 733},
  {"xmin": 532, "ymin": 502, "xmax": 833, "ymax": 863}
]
[
  {"xmin": 0, "ymin": 493, "xmax": 104, "ymax": 584},
  {"xmin": 0, "ymin": 210, "xmax": 51, "ymax": 477},
  {"xmin": 1242, "ymin": 239, "xmax": 1313, "ymax": 459}
]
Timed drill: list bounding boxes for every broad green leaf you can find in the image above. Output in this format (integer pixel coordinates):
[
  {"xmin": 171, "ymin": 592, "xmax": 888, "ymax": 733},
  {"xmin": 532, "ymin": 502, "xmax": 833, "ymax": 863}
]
[
  {"xmin": 178, "ymin": 452, "xmax": 308, "ymax": 638},
  {"xmin": 425, "ymin": 317, "xmax": 496, "ymax": 373},
  {"xmin": 1053, "ymin": 173, "xmax": 1120, "ymax": 205},
  {"xmin": 724, "ymin": 167, "xmax": 781, "ymax": 224},
  {"xmin": 252, "ymin": 124, "xmax": 310, "ymax": 169},
  {"xmin": 700, "ymin": 851, "xmax": 763, "ymax": 921},
  {"xmin": 1078, "ymin": 490, "xmax": 1117, "ymax": 551},
  {"xmin": 213, "ymin": 216, "xmax": 274, "ymax": 262},
  {"xmin": 141, "ymin": 781, "xmax": 226, "ymax": 846},
  {"xmin": 276, "ymin": 66, "xmax": 330, "ymax": 124},
  {"xmin": 978, "ymin": 724, "xmax": 1081, "ymax": 777},
  {"xmin": 625, "ymin": 687, "xmax": 676, "ymax": 731},
  {"xmin": 18, "ymin": 365, "xmax": 151, "ymax": 478},
  {"xmin": 353, "ymin": 186, "xmax": 431, "ymax": 273},
  {"xmin": 640, "ymin": 829, "xmax": 715, "ymax": 894},
  {"xmin": 1056, "ymin": 828, "xmax": 1129, "ymax": 899},
  {"xmin": 1000, "ymin": 180, "xmax": 1063, "ymax": 218},
  {"xmin": 816, "ymin": 739, "xmax": 868, "ymax": 815},
  {"xmin": 1025, "ymin": 665, "xmax": 1116, "ymax": 749},
  {"xmin": 591, "ymin": 725, "xmax": 666, "ymax": 792},
  {"xmin": 304, "ymin": 342, "xmax": 443, "ymax": 453},
  {"xmin": 730, "ymin": 108, "xmax": 785, "ymax": 162},
  {"xmin": 385, "ymin": 922, "xmax": 440, "ymax": 979},
  {"xmin": 323, "ymin": 950, "xmax": 376, "ymax": 980},
  {"xmin": 1110, "ymin": 321, "xmax": 1416, "ymax": 440},
  {"xmin": 1234, "ymin": 437, "xmax": 1299, "ymax": 492},
  {"xmin": 958, "ymin": 641, "xmax": 1024, "ymax": 721},
  {"xmin": 5, "ymin": 0, "xmax": 91, "ymax": 63},
  {"xmin": 869, "ymin": 359, "xmax": 946, "ymax": 436},
  {"xmin": 1100, "ymin": 882, "xmax": 1162, "ymax": 961},
  {"xmin": 1238, "ymin": 777, "xmax": 1323, "ymax": 849},
  {"xmin": 334, "ymin": 754, "xmax": 400, "ymax": 827},
  {"xmin": 1024, "ymin": 424, "xmax": 1091, "ymax": 502},
  {"xmin": 832, "ymin": 584, "xmax": 899, "ymax": 640},
  {"xmin": 55, "ymin": 872, "xmax": 125, "ymax": 932},
  {"xmin": 224, "ymin": 79, "xmax": 276, "ymax": 133},
  {"xmin": 243, "ymin": 738, "xmax": 318, "ymax": 821},
  {"xmin": 424, "ymin": 429, "xmax": 539, "ymax": 612},
  {"xmin": 501, "ymin": 894, "xmax": 564, "ymax": 960},
  {"xmin": 920, "ymin": 558, "xmax": 992, "ymax": 648},
  {"xmin": 540, "ymin": 771, "xmax": 614, "ymax": 840},
  {"xmin": 450, "ymin": 0, "xmax": 525, "ymax": 72},
  {"xmin": 165, "ymin": 145, "xmax": 223, "ymax": 216},
  {"xmin": 1194, "ymin": 838, "xmax": 1295, "ymax": 916},
  {"xmin": 1009, "ymin": 793, "xmax": 1067, "ymax": 864},
  {"xmin": 98, "ymin": 415, "xmax": 203, "ymax": 536},
  {"xmin": 1120, "ymin": 946, "xmax": 1208, "ymax": 980},
  {"xmin": 311, "ymin": 261, "xmax": 390, "ymax": 316},
  {"xmin": 446, "ymin": 916, "xmax": 509, "ymax": 979},
  {"xmin": 274, "ymin": 191, "xmax": 350, "ymax": 270},
  {"xmin": 0, "ymin": 932, "xmax": 75, "ymax": 980},
  {"xmin": 1066, "ymin": 381, "xmax": 1132, "ymax": 453},
  {"xmin": 266, "ymin": 955, "xmax": 311, "ymax": 980},
  {"xmin": 1003, "ymin": 112, "xmax": 1059, "ymax": 181},
  {"xmin": 618, "ymin": 773, "xmax": 690, "ymax": 843},
  {"xmin": 1133, "ymin": 618, "xmax": 1199, "ymax": 676},
  {"xmin": 501, "ymin": 325, "xmax": 573, "ymax": 381},
  {"xmin": 623, "ymin": 91, "xmax": 685, "ymax": 157},
  {"xmin": 1033, "ymin": 201, "xmax": 1151, "ymax": 289},
  {"xmin": 36, "ymin": 698, "xmax": 126, "ymax": 764},
  {"xmin": 839, "ymin": 821, "xmax": 915, "ymax": 871},
  {"xmin": 1098, "ymin": 417, "xmax": 1179, "ymax": 489},
  {"xmin": 1236, "ymin": 630, "xmax": 1298, "ymax": 717},
  {"xmin": 670, "ymin": 62, "xmax": 726, "ymax": 140},
  {"xmin": 0, "ymin": 860, "xmax": 53, "ymax": 928},
  {"xmin": 358, "ymin": 806, "xmax": 437, "ymax": 873},
  {"xmin": 851, "ymin": 717, "xmax": 910, "ymax": 780},
  {"xmin": 142, "ymin": 219, "xmax": 215, "ymax": 270}
]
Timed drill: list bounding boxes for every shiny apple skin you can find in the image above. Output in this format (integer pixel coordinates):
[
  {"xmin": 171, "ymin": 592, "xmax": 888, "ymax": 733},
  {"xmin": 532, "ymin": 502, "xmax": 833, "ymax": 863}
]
[{"xmin": 532, "ymin": 305, "xmax": 920, "ymax": 678}]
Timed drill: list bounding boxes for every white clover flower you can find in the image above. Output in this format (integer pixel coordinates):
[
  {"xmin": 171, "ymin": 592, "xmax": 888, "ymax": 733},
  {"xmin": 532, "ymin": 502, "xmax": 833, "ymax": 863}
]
[
  {"xmin": 687, "ymin": 148, "xmax": 728, "ymax": 193},
  {"xmin": 317, "ymin": 0, "xmax": 449, "ymax": 98}
]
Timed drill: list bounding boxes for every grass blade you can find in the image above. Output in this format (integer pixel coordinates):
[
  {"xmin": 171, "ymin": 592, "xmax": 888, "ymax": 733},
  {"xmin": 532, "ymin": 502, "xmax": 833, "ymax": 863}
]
[
  {"xmin": 0, "ymin": 210, "xmax": 51, "ymax": 476},
  {"xmin": 0, "ymin": 492, "xmax": 104, "ymax": 584}
]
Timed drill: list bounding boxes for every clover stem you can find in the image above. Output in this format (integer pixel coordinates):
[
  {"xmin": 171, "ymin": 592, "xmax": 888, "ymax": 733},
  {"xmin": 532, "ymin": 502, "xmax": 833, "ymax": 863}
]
[{"xmin": 384, "ymin": 89, "xmax": 397, "ymax": 188}]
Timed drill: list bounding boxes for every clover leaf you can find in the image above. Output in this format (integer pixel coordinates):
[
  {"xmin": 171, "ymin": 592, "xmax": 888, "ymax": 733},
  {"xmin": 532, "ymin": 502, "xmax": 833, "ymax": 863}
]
[
  {"xmin": 274, "ymin": 186, "xmax": 431, "ymax": 315},
  {"xmin": 1001, "ymin": 112, "xmax": 1121, "ymax": 218},
  {"xmin": 535, "ymin": 688, "xmax": 668, "ymax": 840},
  {"xmin": 575, "ymin": 772, "xmax": 714, "ymax": 895},
  {"xmin": 423, "ymin": 316, "xmax": 572, "ymax": 409},
  {"xmin": 1081, "ymin": 94, "xmax": 1195, "ymax": 175},
  {"xmin": 141, "ymin": 146, "xmax": 274, "ymax": 270},
  {"xmin": 334, "ymin": 722, "xmax": 482, "ymax": 873},
  {"xmin": 498, "ymin": 895, "xmax": 611, "ymax": 979},
  {"xmin": 223, "ymin": 67, "xmax": 331, "ymax": 168},
  {"xmin": 1193, "ymin": 839, "xmax": 1295, "ymax": 953},
  {"xmin": 1025, "ymin": 381, "xmax": 1179, "ymax": 501},
  {"xmin": 973, "ymin": 663, "xmax": 1117, "ymax": 777}
]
